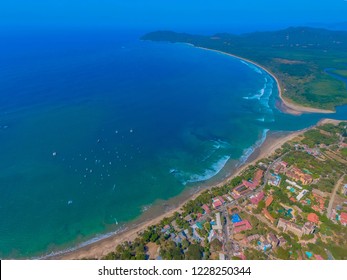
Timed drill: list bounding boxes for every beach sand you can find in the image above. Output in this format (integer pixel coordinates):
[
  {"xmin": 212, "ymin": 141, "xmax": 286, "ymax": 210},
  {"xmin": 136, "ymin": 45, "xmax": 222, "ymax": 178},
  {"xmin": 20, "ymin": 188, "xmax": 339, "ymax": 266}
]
[
  {"xmin": 52, "ymin": 126, "xmax": 309, "ymax": 260},
  {"xmin": 48, "ymin": 46, "xmax": 342, "ymax": 260},
  {"xmin": 194, "ymin": 46, "xmax": 335, "ymax": 115}
]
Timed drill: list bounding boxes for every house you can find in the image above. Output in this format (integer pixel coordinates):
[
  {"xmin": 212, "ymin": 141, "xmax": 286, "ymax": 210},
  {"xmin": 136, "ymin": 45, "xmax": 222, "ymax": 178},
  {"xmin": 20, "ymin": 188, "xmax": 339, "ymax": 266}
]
[
  {"xmin": 343, "ymin": 184, "xmax": 347, "ymax": 196},
  {"xmin": 233, "ymin": 220, "xmax": 252, "ymax": 233},
  {"xmin": 161, "ymin": 224, "xmax": 171, "ymax": 233},
  {"xmin": 265, "ymin": 195, "xmax": 274, "ymax": 207},
  {"xmin": 219, "ymin": 253, "xmax": 226, "ymax": 260},
  {"xmin": 201, "ymin": 204, "xmax": 211, "ymax": 214},
  {"xmin": 184, "ymin": 214, "xmax": 193, "ymax": 224},
  {"xmin": 250, "ymin": 191, "xmax": 264, "ymax": 205},
  {"xmin": 278, "ymin": 236, "xmax": 287, "ymax": 247},
  {"xmin": 340, "ymin": 212, "xmax": 347, "ymax": 226},
  {"xmin": 212, "ymin": 197, "xmax": 223, "ymax": 209},
  {"xmin": 267, "ymin": 233, "xmax": 279, "ymax": 247},
  {"xmin": 171, "ymin": 220, "xmax": 180, "ymax": 231},
  {"xmin": 307, "ymin": 213, "xmax": 319, "ymax": 224},
  {"xmin": 263, "ymin": 209, "xmax": 275, "ymax": 223}
]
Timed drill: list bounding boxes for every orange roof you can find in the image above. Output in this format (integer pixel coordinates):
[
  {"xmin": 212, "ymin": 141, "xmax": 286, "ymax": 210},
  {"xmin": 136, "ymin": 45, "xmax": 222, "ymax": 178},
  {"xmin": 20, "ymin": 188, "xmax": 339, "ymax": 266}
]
[
  {"xmin": 307, "ymin": 213, "xmax": 319, "ymax": 224},
  {"xmin": 263, "ymin": 209, "xmax": 275, "ymax": 223},
  {"xmin": 265, "ymin": 195, "xmax": 274, "ymax": 207}
]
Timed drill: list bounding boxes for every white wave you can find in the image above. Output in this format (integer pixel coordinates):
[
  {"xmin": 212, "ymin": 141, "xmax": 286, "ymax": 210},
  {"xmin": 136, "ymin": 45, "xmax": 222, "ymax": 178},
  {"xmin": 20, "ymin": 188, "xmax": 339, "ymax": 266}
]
[
  {"xmin": 141, "ymin": 204, "xmax": 152, "ymax": 213},
  {"xmin": 181, "ymin": 155, "xmax": 231, "ymax": 185},
  {"xmin": 37, "ymin": 226, "xmax": 127, "ymax": 260},
  {"xmin": 239, "ymin": 129, "xmax": 269, "ymax": 165},
  {"xmin": 240, "ymin": 60, "xmax": 263, "ymax": 75}
]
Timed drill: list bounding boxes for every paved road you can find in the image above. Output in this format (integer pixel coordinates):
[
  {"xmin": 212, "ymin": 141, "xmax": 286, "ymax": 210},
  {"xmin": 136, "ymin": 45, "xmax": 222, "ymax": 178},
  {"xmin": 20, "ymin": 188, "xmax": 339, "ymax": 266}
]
[{"xmin": 327, "ymin": 173, "xmax": 345, "ymax": 218}]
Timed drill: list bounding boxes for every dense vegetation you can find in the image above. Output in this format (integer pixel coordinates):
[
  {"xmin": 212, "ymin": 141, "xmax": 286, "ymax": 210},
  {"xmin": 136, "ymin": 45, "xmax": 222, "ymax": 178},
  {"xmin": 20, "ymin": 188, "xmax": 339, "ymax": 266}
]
[{"xmin": 142, "ymin": 27, "xmax": 347, "ymax": 110}]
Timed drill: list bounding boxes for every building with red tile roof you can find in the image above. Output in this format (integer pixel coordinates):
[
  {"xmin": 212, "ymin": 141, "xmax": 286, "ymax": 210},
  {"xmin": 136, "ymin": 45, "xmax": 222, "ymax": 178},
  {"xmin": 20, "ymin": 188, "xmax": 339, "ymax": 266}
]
[
  {"xmin": 250, "ymin": 191, "xmax": 264, "ymax": 205},
  {"xmin": 212, "ymin": 198, "xmax": 223, "ymax": 209},
  {"xmin": 202, "ymin": 204, "xmax": 211, "ymax": 214},
  {"xmin": 340, "ymin": 212, "xmax": 347, "ymax": 226},
  {"xmin": 307, "ymin": 213, "xmax": 319, "ymax": 224},
  {"xmin": 314, "ymin": 254, "xmax": 324, "ymax": 260},
  {"xmin": 262, "ymin": 209, "xmax": 275, "ymax": 224},
  {"xmin": 265, "ymin": 195, "xmax": 274, "ymax": 207},
  {"xmin": 233, "ymin": 220, "xmax": 252, "ymax": 233}
]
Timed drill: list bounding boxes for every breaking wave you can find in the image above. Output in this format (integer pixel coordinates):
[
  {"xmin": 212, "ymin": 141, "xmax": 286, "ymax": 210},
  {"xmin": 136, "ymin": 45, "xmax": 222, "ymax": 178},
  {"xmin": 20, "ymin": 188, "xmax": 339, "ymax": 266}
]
[
  {"xmin": 175, "ymin": 155, "xmax": 231, "ymax": 185},
  {"xmin": 240, "ymin": 60, "xmax": 263, "ymax": 75},
  {"xmin": 239, "ymin": 128, "xmax": 269, "ymax": 165}
]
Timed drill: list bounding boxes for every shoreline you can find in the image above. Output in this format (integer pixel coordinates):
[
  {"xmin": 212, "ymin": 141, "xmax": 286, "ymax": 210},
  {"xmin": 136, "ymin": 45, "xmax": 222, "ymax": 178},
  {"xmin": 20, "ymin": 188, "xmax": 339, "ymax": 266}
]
[
  {"xmin": 52, "ymin": 126, "xmax": 311, "ymax": 260},
  {"xmin": 193, "ymin": 45, "xmax": 335, "ymax": 115},
  {"xmin": 47, "ymin": 45, "xmax": 340, "ymax": 260}
]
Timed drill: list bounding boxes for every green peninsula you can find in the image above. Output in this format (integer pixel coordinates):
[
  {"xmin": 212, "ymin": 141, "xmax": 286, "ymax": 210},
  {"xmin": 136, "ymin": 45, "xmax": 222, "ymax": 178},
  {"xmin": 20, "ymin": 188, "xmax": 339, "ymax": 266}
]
[{"xmin": 142, "ymin": 27, "xmax": 347, "ymax": 111}]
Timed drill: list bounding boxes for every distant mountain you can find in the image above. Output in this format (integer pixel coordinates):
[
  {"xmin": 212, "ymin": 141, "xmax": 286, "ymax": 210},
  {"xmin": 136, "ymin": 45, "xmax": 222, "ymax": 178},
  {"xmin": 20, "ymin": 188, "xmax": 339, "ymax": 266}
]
[{"xmin": 142, "ymin": 27, "xmax": 347, "ymax": 51}]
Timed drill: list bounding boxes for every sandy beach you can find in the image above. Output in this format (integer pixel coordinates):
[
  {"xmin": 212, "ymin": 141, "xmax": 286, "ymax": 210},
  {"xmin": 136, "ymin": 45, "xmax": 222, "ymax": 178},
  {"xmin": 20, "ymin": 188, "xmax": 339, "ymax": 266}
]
[
  {"xmin": 53, "ymin": 125, "xmax": 310, "ymax": 260},
  {"xmin": 48, "ymin": 45, "xmax": 343, "ymax": 261},
  {"xmin": 195, "ymin": 46, "xmax": 335, "ymax": 115}
]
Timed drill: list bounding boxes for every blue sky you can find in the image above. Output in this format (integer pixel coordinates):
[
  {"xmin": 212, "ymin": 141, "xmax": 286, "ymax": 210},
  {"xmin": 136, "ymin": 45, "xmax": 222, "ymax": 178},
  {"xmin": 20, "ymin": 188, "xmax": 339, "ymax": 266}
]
[{"xmin": 1, "ymin": 0, "xmax": 347, "ymax": 32}]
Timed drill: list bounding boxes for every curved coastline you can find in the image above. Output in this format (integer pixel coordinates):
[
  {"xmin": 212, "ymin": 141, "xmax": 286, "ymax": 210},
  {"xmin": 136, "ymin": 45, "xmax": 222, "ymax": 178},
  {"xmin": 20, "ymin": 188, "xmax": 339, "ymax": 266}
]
[
  {"xmin": 52, "ymin": 119, "xmax": 341, "ymax": 260},
  {"xmin": 193, "ymin": 46, "xmax": 335, "ymax": 115},
  {"xmin": 43, "ymin": 44, "xmax": 338, "ymax": 260}
]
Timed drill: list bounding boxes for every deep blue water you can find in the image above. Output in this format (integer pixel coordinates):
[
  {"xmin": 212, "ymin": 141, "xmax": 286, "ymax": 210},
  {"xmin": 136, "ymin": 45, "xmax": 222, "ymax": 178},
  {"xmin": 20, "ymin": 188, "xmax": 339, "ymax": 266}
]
[{"xmin": 0, "ymin": 29, "xmax": 346, "ymax": 258}]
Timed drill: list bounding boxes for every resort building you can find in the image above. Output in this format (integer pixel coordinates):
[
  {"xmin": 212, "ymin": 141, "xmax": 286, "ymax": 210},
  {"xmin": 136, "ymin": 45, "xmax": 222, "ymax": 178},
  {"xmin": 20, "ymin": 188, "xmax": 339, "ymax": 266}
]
[
  {"xmin": 262, "ymin": 209, "xmax": 275, "ymax": 224},
  {"xmin": 232, "ymin": 170, "xmax": 264, "ymax": 198},
  {"xmin": 201, "ymin": 204, "xmax": 211, "ymax": 214},
  {"xmin": 233, "ymin": 220, "xmax": 252, "ymax": 234},
  {"xmin": 212, "ymin": 197, "xmax": 224, "ymax": 209},
  {"xmin": 212, "ymin": 212, "xmax": 223, "ymax": 231},
  {"xmin": 286, "ymin": 166, "xmax": 313, "ymax": 185},
  {"xmin": 249, "ymin": 191, "xmax": 264, "ymax": 205},
  {"xmin": 277, "ymin": 218, "xmax": 316, "ymax": 237}
]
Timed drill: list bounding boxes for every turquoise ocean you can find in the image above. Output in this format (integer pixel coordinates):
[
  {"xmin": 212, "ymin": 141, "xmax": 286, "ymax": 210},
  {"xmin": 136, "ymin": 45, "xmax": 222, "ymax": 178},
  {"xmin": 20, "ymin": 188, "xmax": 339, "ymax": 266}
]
[{"xmin": 0, "ymin": 29, "xmax": 346, "ymax": 258}]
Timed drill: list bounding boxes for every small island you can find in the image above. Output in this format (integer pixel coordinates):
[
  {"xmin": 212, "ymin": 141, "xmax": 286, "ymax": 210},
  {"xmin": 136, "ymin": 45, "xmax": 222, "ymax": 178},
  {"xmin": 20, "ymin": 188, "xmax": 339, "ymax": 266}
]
[{"xmin": 142, "ymin": 27, "xmax": 347, "ymax": 113}]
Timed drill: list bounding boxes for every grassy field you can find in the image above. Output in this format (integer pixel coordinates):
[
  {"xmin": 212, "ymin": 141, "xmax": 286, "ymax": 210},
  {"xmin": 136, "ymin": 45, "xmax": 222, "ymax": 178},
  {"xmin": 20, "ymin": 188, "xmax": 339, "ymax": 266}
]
[{"xmin": 143, "ymin": 28, "xmax": 347, "ymax": 111}]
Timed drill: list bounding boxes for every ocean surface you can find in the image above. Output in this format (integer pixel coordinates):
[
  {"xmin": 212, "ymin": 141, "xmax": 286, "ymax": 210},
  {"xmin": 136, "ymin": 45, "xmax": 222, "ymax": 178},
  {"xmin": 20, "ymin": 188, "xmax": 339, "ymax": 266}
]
[{"xmin": 0, "ymin": 29, "xmax": 346, "ymax": 258}]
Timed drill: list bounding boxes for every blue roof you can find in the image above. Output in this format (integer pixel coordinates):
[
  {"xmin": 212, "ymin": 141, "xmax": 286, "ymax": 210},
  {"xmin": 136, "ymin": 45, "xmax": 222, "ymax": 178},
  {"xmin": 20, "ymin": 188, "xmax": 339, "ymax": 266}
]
[{"xmin": 231, "ymin": 214, "xmax": 242, "ymax": 223}]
